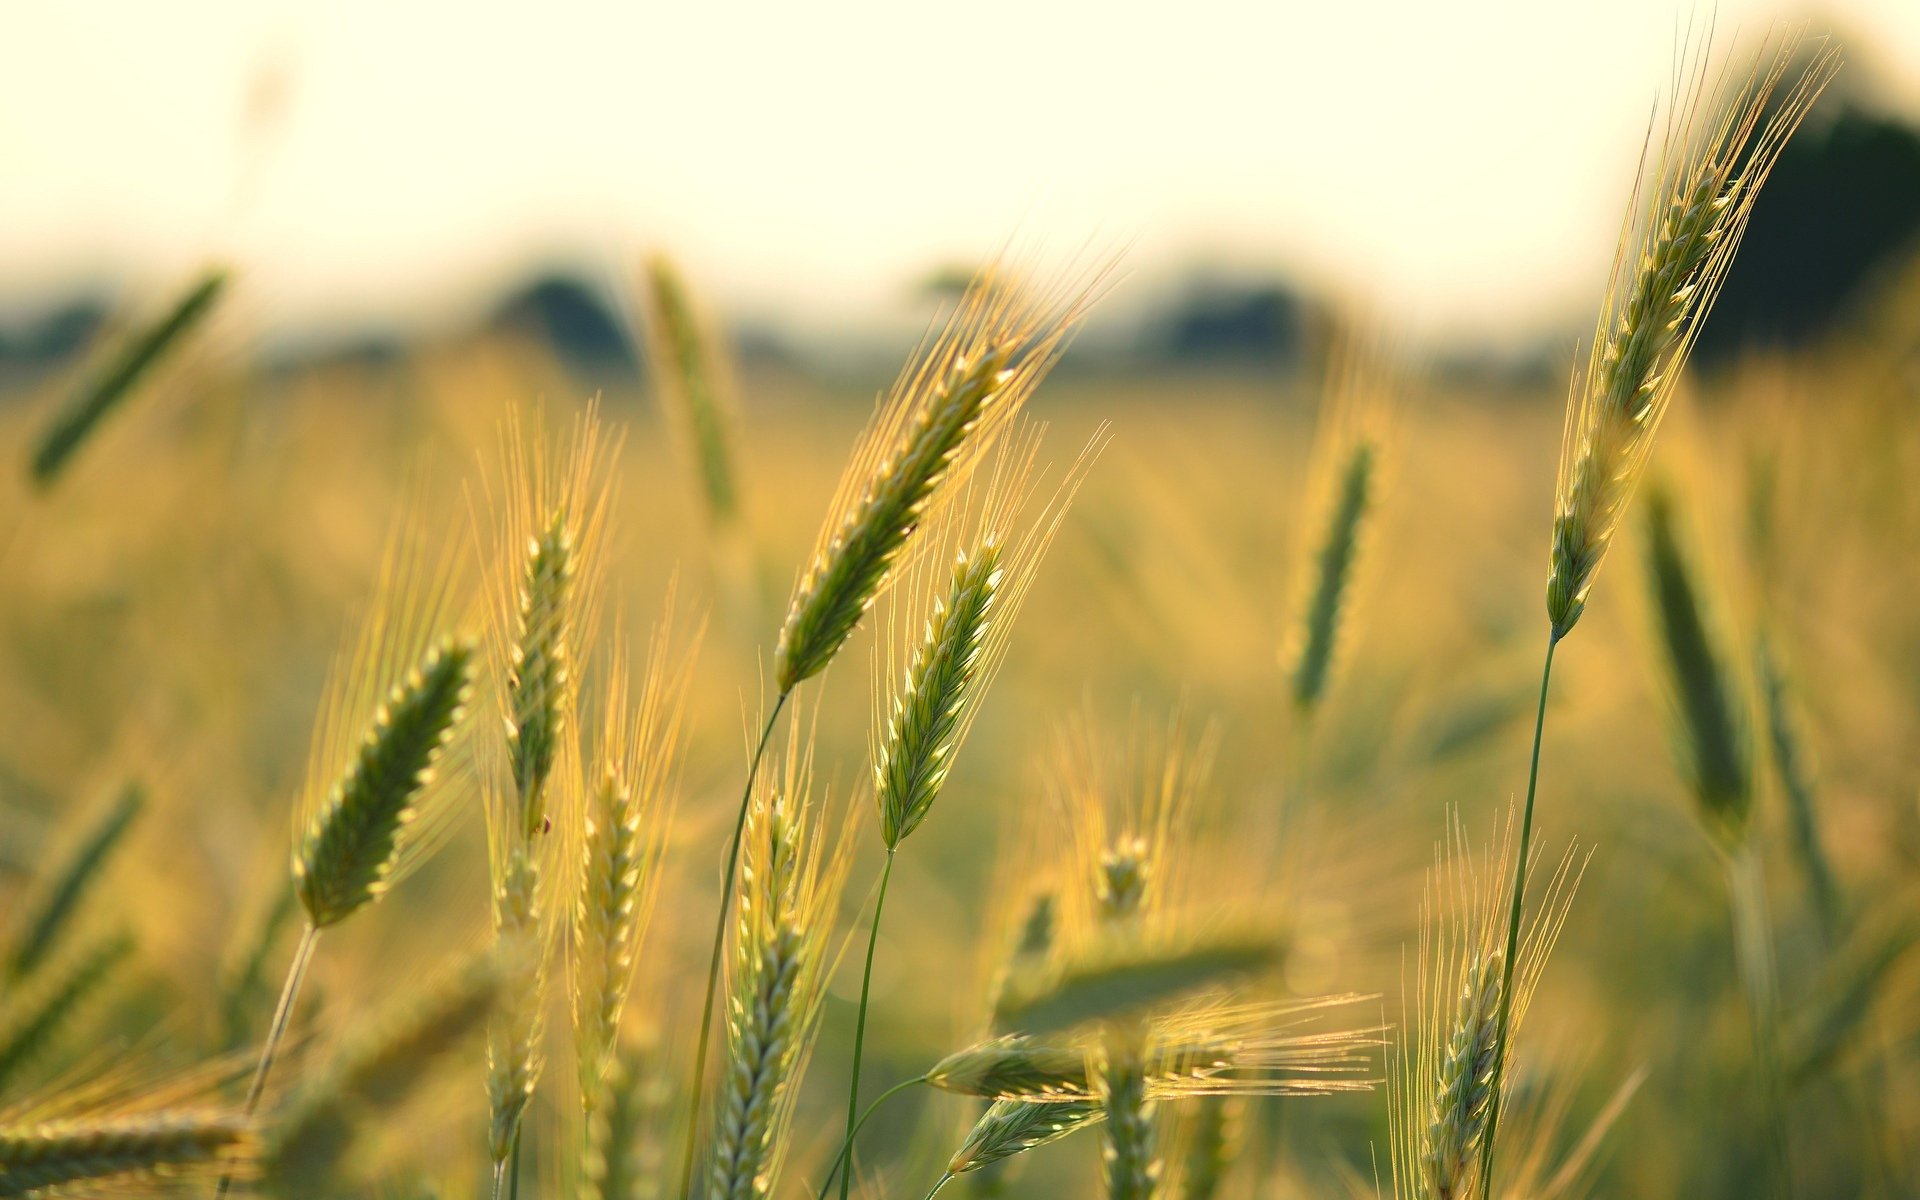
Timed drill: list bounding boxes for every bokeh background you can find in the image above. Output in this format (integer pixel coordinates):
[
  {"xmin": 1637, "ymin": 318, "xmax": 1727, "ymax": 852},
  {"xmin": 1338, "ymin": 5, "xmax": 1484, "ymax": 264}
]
[{"xmin": 2, "ymin": 2, "xmax": 1919, "ymax": 1197}]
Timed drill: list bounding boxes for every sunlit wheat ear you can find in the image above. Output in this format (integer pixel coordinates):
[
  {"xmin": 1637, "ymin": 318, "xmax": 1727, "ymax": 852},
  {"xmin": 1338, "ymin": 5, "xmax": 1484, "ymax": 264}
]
[
  {"xmin": 1287, "ymin": 338, "xmax": 1392, "ymax": 714},
  {"xmin": 642, "ymin": 254, "xmax": 743, "ymax": 528},
  {"xmin": 295, "ymin": 637, "xmax": 475, "ymax": 928},
  {"xmin": 1545, "ymin": 36, "xmax": 1838, "ymax": 639},
  {"xmin": 946, "ymin": 1098, "xmax": 1107, "ymax": 1178},
  {"xmin": 709, "ymin": 761, "xmax": 852, "ymax": 1200},
  {"xmin": 5, "ymin": 782, "xmax": 142, "ymax": 981},
  {"xmin": 0, "ymin": 1111, "xmax": 253, "ymax": 1195},
  {"xmin": 272, "ymin": 948, "xmax": 505, "ymax": 1184},
  {"xmin": 1420, "ymin": 950, "xmax": 1502, "ymax": 1200},
  {"xmin": 1642, "ymin": 483, "xmax": 1753, "ymax": 844},
  {"xmin": 0, "ymin": 932, "xmax": 135, "ymax": 1093},
  {"xmin": 477, "ymin": 402, "xmax": 618, "ymax": 835},
  {"xmin": 1390, "ymin": 810, "xmax": 1583, "ymax": 1200},
  {"xmin": 931, "ymin": 996, "xmax": 1377, "ymax": 1103},
  {"xmin": 28, "ymin": 265, "xmax": 228, "ymax": 488},
  {"xmin": 776, "ymin": 263, "xmax": 1105, "ymax": 692},
  {"xmin": 873, "ymin": 426, "xmax": 1103, "ymax": 848},
  {"xmin": 293, "ymin": 518, "xmax": 475, "ymax": 929},
  {"xmin": 574, "ymin": 614, "xmax": 699, "ymax": 1107}
]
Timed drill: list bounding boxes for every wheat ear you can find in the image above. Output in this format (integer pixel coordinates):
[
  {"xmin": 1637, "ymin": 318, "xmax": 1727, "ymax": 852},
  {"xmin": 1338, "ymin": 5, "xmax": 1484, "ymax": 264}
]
[
  {"xmin": 28, "ymin": 266, "xmax": 227, "ymax": 488},
  {"xmin": 0, "ymin": 1111, "xmax": 251, "ymax": 1196},
  {"xmin": 1484, "ymin": 36, "xmax": 1838, "ymax": 1200}
]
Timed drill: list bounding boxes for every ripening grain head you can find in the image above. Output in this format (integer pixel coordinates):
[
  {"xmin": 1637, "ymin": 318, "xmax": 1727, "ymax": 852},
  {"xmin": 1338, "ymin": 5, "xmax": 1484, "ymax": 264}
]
[
  {"xmin": 1287, "ymin": 336, "xmax": 1393, "ymax": 715},
  {"xmin": 1389, "ymin": 810, "xmax": 1584, "ymax": 1200},
  {"xmin": 573, "ymin": 608, "xmax": 700, "ymax": 1104},
  {"xmin": 1546, "ymin": 35, "xmax": 1838, "ymax": 639},
  {"xmin": 708, "ymin": 743, "xmax": 853, "ymax": 1200},
  {"xmin": 293, "ymin": 522, "xmax": 476, "ymax": 931},
  {"xmin": 776, "ymin": 261, "xmax": 1105, "ymax": 693},
  {"xmin": 872, "ymin": 425, "xmax": 1103, "ymax": 849}
]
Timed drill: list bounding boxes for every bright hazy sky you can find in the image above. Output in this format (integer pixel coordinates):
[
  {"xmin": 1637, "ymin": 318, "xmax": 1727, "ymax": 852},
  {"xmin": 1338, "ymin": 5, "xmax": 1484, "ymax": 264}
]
[{"xmin": 3, "ymin": 1, "xmax": 1918, "ymax": 345}]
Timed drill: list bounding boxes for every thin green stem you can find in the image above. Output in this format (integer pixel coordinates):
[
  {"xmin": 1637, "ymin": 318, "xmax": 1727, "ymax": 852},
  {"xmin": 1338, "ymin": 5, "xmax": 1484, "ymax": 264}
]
[
  {"xmin": 675, "ymin": 689, "xmax": 790, "ymax": 1200},
  {"xmin": 924, "ymin": 1172, "xmax": 956, "ymax": 1200},
  {"xmin": 507, "ymin": 1125, "xmax": 524, "ymax": 1200},
  {"xmin": 1726, "ymin": 844, "xmax": 1796, "ymax": 1197},
  {"xmin": 1477, "ymin": 628, "xmax": 1559, "ymax": 1200},
  {"xmin": 814, "ymin": 1075, "xmax": 928, "ymax": 1200},
  {"xmin": 214, "ymin": 921, "xmax": 319, "ymax": 1199},
  {"xmin": 837, "ymin": 849, "xmax": 897, "ymax": 1200}
]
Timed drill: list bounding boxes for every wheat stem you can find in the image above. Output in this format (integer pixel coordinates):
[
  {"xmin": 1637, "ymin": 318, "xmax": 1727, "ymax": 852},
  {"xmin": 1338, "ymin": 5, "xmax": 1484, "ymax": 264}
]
[
  {"xmin": 1726, "ymin": 845, "xmax": 1795, "ymax": 1197},
  {"xmin": 836, "ymin": 849, "xmax": 896, "ymax": 1200},
  {"xmin": 216, "ymin": 920, "xmax": 318, "ymax": 1199},
  {"xmin": 1477, "ymin": 629, "xmax": 1558, "ymax": 1199},
  {"xmin": 675, "ymin": 690, "xmax": 788, "ymax": 1200},
  {"xmin": 813, "ymin": 1075, "xmax": 926, "ymax": 1200}
]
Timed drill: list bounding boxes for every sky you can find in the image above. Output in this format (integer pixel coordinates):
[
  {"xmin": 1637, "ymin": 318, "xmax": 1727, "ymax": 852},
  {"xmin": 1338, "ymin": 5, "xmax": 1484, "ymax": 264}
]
[{"xmin": 3, "ymin": 0, "xmax": 1918, "ymax": 348}]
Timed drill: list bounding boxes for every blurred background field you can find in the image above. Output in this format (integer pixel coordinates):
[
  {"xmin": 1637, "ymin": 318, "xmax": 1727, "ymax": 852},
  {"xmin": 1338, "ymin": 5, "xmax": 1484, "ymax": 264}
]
[{"xmin": 4, "ymin": 3, "xmax": 1920, "ymax": 1199}]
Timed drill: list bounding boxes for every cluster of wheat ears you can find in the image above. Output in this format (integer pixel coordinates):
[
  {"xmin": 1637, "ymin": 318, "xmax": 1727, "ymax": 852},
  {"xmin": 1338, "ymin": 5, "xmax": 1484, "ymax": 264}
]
[{"xmin": 2, "ymin": 30, "xmax": 1891, "ymax": 1200}]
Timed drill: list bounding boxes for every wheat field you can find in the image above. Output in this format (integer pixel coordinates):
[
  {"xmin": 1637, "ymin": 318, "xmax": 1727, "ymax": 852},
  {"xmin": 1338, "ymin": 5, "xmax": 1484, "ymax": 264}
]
[{"xmin": 1, "ymin": 32, "xmax": 1917, "ymax": 1200}]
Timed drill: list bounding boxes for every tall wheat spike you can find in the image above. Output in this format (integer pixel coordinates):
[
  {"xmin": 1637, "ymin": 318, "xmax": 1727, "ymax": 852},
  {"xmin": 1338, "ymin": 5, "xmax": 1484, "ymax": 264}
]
[
  {"xmin": 477, "ymin": 404, "xmax": 616, "ymax": 1191},
  {"xmin": 1485, "ymin": 34, "xmax": 1838, "ymax": 1200}
]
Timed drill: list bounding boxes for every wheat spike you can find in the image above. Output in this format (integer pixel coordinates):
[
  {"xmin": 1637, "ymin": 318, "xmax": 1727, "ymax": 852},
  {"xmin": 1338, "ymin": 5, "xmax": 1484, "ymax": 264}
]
[
  {"xmin": 295, "ymin": 637, "xmax": 475, "ymax": 928},
  {"xmin": 1390, "ymin": 811, "xmax": 1583, "ymax": 1200},
  {"xmin": 708, "ymin": 760, "xmax": 849, "ymax": 1200},
  {"xmin": 775, "ymin": 265, "xmax": 1098, "ymax": 692},
  {"xmin": 948, "ymin": 1098, "xmax": 1106, "ymax": 1177},
  {"xmin": 642, "ymin": 254, "xmax": 743, "ymax": 527},
  {"xmin": 992, "ymin": 930, "xmax": 1282, "ymax": 1038},
  {"xmin": 1420, "ymin": 950, "xmax": 1502, "ymax": 1200},
  {"xmin": 1545, "ymin": 38, "xmax": 1838, "ymax": 639},
  {"xmin": 28, "ymin": 266, "xmax": 227, "ymax": 488},
  {"xmin": 0, "ymin": 1111, "xmax": 252, "ymax": 1196},
  {"xmin": 1642, "ymin": 484, "xmax": 1752, "ymax": 843},
  {"xmin": 574, "ymin": 618, "xmax": 696, "ymax": 1106}
]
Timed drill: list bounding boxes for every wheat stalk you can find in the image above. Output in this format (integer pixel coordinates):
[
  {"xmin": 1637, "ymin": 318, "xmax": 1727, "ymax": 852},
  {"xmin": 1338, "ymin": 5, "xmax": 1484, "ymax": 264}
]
[
  {"xmin": 0, "ymin": 932, "xmax": 134, "ymax": 1094},
  {"xmin": 4, "ymin": 782, "xmax": 142, "ymax": 981}
]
